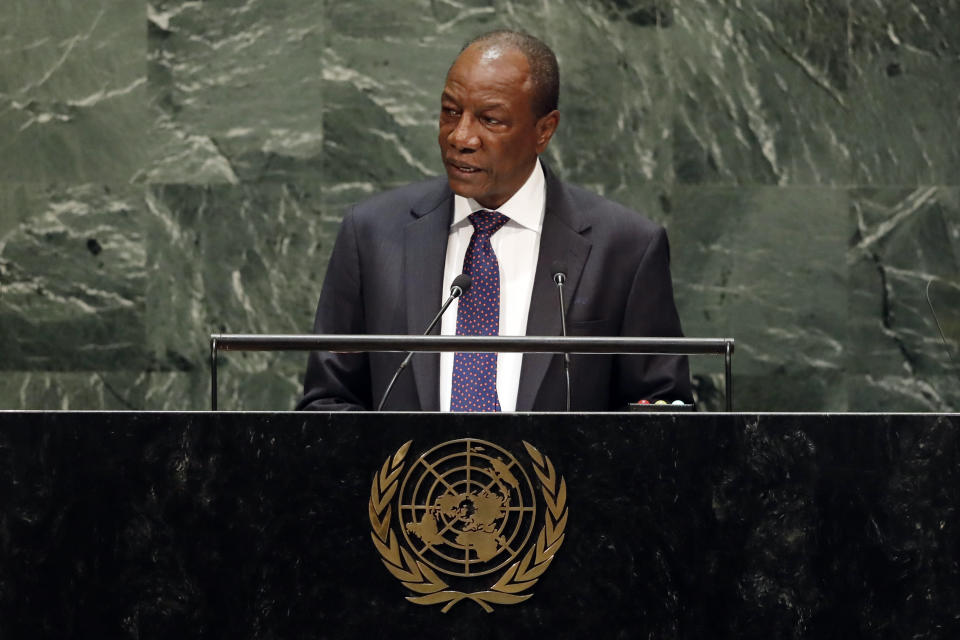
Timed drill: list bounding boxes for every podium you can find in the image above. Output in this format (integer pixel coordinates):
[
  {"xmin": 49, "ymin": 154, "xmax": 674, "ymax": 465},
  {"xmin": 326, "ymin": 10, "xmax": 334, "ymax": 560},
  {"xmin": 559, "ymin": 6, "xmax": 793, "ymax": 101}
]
[{"xmin": 1, "ymin": 411, "xmax": 959, "ymax": 638}]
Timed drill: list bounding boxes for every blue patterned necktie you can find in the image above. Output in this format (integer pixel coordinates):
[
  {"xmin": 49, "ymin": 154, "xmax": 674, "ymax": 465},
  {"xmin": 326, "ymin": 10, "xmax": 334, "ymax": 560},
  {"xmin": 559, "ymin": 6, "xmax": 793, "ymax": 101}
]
[{"xmin": 450, "ymin": 210, "xmax": 510, "ymax": 412}]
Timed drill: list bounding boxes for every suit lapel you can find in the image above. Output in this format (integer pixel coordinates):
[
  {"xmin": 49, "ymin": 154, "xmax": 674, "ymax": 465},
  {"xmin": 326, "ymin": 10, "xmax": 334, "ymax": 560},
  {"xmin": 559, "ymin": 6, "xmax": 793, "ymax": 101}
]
[
  {"xmin": 516, "ymin": 166, "xmax": 592, "ymax": 411},
  {"xmin": 405, "ymin": 182, "xmax": 454, "ymax": 411}
]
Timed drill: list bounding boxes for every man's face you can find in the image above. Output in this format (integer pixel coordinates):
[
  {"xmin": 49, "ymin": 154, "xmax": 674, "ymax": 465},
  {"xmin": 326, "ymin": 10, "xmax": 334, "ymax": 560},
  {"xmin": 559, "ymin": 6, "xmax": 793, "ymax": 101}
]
[{"xmin": 438, "ymin": 44, "xmax": 558, "ymax": 210}]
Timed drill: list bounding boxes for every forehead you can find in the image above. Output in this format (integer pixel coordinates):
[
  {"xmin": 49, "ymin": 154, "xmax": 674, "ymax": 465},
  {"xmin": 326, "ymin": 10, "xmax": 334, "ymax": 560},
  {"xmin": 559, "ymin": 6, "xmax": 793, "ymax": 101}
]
[{"xmin": 443, "ymin": 43, "xmax": 535, "ymax": 107}]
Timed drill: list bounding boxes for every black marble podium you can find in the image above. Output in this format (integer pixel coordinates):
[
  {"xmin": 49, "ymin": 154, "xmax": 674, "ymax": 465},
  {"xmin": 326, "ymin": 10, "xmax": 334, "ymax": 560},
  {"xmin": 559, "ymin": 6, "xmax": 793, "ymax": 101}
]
[{"xmin": 1, "ymin": 411, "xmax": 958, "ymax": 639}]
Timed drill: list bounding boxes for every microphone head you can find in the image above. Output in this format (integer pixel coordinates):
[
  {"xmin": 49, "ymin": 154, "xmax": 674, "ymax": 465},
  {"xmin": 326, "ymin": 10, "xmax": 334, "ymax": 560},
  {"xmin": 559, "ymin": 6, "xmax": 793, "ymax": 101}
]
[
  {"xmin": 451, "ymin": 273, "xmax": 472, "ymax": 297},
  {"xmin": 551, "ymin": 260, "xmax": 568, "ymax": 284}
]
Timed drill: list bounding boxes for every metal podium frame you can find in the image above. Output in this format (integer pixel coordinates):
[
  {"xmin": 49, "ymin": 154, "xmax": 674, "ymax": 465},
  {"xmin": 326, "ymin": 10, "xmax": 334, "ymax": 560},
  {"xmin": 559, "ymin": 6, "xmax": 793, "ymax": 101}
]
[{"xmin": 209, "ymin": 334, "xmax": 735, "ymax": 411}]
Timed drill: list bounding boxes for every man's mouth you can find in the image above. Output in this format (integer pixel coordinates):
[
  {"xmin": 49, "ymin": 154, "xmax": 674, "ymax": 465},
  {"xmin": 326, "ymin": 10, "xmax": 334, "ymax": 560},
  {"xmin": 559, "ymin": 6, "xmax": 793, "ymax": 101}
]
[{"xmin": 447, "ymin": 160, "xmax": 482, "ymax": 175}]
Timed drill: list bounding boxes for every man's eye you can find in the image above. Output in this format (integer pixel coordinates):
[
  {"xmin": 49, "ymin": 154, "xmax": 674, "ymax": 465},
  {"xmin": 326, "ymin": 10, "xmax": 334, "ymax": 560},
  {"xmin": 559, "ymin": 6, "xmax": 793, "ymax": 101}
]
[
  {"xmin": 443, "ymin": 108, "xmax": 459, "ymax": 117},
  {"xmin": 484, "ymin": 117, "xmax": 500, "ymax": 125}
]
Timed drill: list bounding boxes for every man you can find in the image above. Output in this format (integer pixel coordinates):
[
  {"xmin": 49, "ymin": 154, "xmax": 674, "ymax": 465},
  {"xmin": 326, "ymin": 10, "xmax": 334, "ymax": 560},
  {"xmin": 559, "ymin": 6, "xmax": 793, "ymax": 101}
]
[{"xmin": 297, "ymin": 30, "xmax": 692, "ymax": 412}]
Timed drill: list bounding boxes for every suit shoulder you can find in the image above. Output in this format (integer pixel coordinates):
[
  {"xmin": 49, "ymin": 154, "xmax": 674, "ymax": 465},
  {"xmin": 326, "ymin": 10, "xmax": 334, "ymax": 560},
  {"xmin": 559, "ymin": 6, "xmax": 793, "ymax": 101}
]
[
  {"xmin": 561, "ymin": 181, "xmax": 665, "ymax": 238},
  {"xmin": 345, "ymin": 177, "xmax": 450, "ymax": 227}
]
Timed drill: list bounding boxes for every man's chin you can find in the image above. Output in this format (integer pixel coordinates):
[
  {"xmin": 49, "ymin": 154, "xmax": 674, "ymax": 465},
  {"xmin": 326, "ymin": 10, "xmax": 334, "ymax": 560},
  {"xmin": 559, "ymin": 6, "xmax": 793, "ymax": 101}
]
[{"xmin": 445, "ymin": 174, "xmax": 486, "ymax": 201}]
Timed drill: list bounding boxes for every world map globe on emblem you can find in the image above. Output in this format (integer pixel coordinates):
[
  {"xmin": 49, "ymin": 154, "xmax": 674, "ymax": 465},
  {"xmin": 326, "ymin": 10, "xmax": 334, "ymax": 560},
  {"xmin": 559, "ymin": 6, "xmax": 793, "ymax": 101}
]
[{"xmin": 398, "ymin": 439, "xmax": 538, "ymax": 577}]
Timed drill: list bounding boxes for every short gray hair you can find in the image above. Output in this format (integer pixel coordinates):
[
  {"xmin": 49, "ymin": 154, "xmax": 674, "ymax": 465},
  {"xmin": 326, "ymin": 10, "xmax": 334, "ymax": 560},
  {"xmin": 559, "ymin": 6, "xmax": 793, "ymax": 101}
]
[{"xmin": 460, "ymin": 30, "xmax": 560, "ymax": 117}]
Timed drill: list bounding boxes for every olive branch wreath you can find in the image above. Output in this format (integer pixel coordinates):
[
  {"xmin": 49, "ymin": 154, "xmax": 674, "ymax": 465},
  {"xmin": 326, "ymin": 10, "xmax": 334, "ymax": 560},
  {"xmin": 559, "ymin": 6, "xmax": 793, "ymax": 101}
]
[{"xmin": 368, "ymin": 440, "xmax": 568, "ymax": 613}]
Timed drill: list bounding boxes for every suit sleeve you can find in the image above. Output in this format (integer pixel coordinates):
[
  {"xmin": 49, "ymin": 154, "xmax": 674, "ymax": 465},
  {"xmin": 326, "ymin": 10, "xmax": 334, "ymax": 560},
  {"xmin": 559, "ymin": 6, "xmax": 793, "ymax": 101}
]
[
  {"xmin": 614, "ymin": 226, "xmax": 694, "ymax": 407},
  {"xmin": 296, "ymin": 210, "xmax": 372, "ymax": 411}
]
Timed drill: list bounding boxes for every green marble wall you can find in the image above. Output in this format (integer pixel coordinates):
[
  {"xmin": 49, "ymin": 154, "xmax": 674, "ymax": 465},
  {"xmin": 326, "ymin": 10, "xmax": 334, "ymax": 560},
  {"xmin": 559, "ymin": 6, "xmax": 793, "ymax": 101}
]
[{"xmin": 1, "ymin": 0, "xmax": 957, "ymax": 411}]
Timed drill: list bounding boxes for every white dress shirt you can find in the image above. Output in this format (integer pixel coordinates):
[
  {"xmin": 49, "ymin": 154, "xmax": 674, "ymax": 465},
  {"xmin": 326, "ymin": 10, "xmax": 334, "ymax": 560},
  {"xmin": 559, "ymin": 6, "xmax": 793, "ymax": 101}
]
[{"xmin": 439, "ymin": 159, "xmax": 546, "ymax": 412}]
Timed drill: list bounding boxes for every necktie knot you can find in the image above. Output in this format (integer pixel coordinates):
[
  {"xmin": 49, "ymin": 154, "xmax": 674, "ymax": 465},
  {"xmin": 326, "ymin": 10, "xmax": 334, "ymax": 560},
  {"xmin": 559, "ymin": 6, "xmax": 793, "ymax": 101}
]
[{"xmin": 468, "ymin": 210, "xmax": 509, "ymax": 237}]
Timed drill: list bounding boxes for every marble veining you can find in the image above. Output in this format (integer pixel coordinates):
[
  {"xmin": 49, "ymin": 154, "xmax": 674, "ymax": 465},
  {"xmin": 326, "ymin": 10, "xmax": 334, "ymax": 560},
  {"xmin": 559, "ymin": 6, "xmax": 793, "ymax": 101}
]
[
  {"xmin": 0, "ymin": 0, "xmax": 958, "ymax": 410},
  {"xmin": 1, "ymin": 411, "xmax": 958, "ymax": 637}
]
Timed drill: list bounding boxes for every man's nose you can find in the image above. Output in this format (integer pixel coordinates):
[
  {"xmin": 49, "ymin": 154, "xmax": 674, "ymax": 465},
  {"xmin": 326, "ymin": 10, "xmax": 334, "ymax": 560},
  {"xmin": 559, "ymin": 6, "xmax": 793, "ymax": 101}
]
[{"xmin": 448, "ymin": 113, "xmax": 480, "ymax": 151}]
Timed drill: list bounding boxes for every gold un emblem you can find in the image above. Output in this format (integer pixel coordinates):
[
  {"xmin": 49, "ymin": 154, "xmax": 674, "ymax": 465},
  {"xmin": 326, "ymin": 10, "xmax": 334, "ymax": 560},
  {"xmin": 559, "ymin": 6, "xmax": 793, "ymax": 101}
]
[{"xmin": 368, "ymin": 439, "xmax": 568, "ymax": 612}]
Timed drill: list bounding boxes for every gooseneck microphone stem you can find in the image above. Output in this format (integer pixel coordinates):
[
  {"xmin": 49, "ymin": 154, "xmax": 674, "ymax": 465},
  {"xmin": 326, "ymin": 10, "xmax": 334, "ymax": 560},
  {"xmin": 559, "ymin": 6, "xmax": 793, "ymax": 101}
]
[
  {"xmin": 926, "ymin": 279, "xmax": 957, "ymax": 370},
  {"xmin": 377, "ymin": 275, "xmax": 471, "ymax": 411},
  {"xmin": 554, "ymin": 271, "xmax": 572, "ymax": 412}
]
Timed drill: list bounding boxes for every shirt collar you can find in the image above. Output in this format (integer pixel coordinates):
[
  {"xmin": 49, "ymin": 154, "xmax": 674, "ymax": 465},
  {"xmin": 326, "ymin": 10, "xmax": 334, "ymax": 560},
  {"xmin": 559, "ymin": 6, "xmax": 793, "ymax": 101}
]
[{"xmin": 452, "ymin": 158, "xmax": 545, "ymax": 232}]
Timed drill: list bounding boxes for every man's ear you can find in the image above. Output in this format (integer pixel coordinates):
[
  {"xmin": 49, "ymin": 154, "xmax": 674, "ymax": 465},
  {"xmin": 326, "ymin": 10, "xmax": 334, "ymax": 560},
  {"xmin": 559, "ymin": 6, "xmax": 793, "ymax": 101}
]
[{"xmin": 535, "ymin": 110, "xmax": 560, "ymax": 153}]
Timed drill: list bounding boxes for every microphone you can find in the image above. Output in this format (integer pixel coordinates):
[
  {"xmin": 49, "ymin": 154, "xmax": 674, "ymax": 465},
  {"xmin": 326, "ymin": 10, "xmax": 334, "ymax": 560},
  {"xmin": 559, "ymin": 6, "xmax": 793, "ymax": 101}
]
[
  {"xmin": 925, "ymin": 279, "xmax": 957, "ymax": 372},
  {"xmin": 551, "ymin": 261, "xmax": 571, "ymax": 412},
  {"xmin": 377, "ymin": 274, "xmax": 472, "ymax": 411}
]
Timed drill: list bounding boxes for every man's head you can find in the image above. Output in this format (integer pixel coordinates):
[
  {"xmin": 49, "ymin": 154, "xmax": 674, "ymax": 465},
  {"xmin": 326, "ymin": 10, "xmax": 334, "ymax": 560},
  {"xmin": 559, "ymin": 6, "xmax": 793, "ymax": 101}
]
[{"xmin": 438, "ymin": 30, "xmax": 560, "ymax": 210}]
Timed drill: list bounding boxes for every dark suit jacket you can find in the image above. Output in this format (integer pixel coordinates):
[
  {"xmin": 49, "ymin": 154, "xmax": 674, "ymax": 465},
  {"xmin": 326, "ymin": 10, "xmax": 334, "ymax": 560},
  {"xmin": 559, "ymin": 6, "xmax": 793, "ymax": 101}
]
[{"xmin": 297, "ymin": 164, "xmax": 692, "ymax": 411}]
